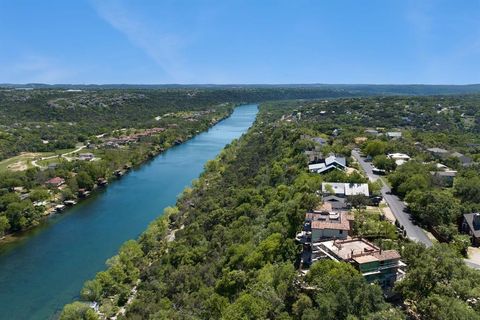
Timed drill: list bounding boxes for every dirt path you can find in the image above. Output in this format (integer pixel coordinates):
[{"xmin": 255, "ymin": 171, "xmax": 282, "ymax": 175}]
[
  {"xmin": 109, "ymin": 224, "xmax": 184, "ymax": 319},
  {"xmin": 31, "ymin": 145, "xmax": 86, "ymax": 168}
]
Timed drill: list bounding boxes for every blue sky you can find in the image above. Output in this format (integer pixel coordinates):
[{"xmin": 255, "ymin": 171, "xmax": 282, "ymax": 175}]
[{"xmin": 1, "ymin": 0, "xmax": 479, "ymax": 84}]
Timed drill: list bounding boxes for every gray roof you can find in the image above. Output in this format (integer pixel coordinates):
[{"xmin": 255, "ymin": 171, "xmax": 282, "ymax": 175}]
[
  {"xmin": 464, "ymin": 213, "xmax": 480, "ymax": 238},
  {"xmin": 427, "ymin": 147, "xmax": 449, "ymax": 154},
  {"xmin": 431, "ymin": 171, "xmax": 456, "ymax": 177},
  {"xmin": 312, "ymin": 137, "xmax": 327, "ymax": 145},
  {"xmin": 325, "ymin": 155, "xmax": 346, "ymax": 168}
]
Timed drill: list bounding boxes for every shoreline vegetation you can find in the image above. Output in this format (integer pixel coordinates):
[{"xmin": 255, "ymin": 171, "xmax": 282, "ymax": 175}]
[
  {"xmin": 0, "ymin": 106, "xmax": 231, "ymax": 246},
  {"xmin": 62, "ymin": 96, "xmax": 480, "ymax": 320},
  {"xmin": 0, "ymin": 98, "xmax": 235, "ymax": 242}
]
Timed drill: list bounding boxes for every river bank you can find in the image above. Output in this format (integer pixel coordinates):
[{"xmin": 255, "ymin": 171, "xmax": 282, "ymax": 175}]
[
  {"xmin": 0, "ymin": 108, "xmax": 234, "ymax": 245},
  {"xmin": 0, "ymin": 104, "xmax": 258, "ymax": 320}
]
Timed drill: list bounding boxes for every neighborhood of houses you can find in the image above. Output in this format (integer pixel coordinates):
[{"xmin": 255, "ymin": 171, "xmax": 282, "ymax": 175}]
[
  {"xmin": 299, "ymin": 129, "xmax": 480, "ymax": 289},
  {"xmin": 296, "ymin": 181, "xmax": 406, "ymax": 292}
]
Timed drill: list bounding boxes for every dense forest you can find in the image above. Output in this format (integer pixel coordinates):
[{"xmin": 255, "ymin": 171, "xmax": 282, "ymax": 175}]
[
  {"xmin": 61, "ymin": 97, "xmax": 480, "ymax": 319},
  {"xmin": 0, "ymin": 100, "xmax": 232, "ymax": 237},
  {"xmin": 0, "ymin": 87, "xmax": 369, "ymax": 160}
]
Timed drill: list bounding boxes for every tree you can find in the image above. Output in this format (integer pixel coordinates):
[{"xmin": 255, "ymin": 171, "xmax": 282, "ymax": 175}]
[
  {"xmin": 348, "ymin": 194, "xmax": 369, "ymax": 209},
  {"xmin": 80, "ymin": 280, "xmax": 102, "ymax": 302},
  {"xmin": 406, "ymin": 190, "xmax": 460, "ymax": 227},
  {"xmin": 417, "ymin": 294, "xmax": 480, "ymax": 320},
  {"xmin": 29, "ymin": 188, "xmax": 50, "ymax": 202},
  {"xmin": 60, "ymin": 302, "xmax": 98, "ymax": 320},
  {"xmin": 363, "ymin": 140, "xmax": 388, "ymax": 157},
  {"xmin": 76, "ymin": 171, "xmax": 94, "ymax": 190},
  {"xmin": 0, "ymin": 215, "xmax": 10, "ymax": 236},
  {"xmin": 222, "ymin": 293, "xmax": 269, "ymax": 320},
  {"xmin": 292, "ymin": 294, "xmax": 312, "ymax": 319},
  {"xmin": 372, "ymin": 155, "xmax": 396, "ymax": 172},
  {"xmin": 454, "ymin": 174, "xmax": 480, "ymax": 203}
]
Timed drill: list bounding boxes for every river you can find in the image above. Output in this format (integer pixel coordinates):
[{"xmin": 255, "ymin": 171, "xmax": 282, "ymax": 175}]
[{"xmin": 0, "ymin": 104, "xmax": 258, "ymax": 319}]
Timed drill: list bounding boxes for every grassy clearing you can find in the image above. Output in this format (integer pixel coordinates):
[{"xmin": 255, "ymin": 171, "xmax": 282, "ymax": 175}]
[{"xmin": 0, "ymin": 153, "xmax": 38, "ymax": 172}]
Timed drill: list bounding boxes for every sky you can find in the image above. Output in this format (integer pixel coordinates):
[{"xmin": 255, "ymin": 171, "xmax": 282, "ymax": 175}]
[{"xmin": 0, "ymin": 0, "xmax": 479, "ymax": 84}]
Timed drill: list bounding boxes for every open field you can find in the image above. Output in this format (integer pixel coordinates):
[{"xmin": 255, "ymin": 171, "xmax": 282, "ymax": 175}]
[{"xmin": 0, "ymin": 147, "xmax": 78, "ymax": 173}]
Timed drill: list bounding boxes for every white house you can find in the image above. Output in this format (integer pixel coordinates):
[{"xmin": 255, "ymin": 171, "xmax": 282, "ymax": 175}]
[
  {"xmin": 321, "ymin": 182, "xmax": 370, "ymax": 209},
  {"xmin": 387, "ymin": 153, "xmax": 410, "ymax": 166}
]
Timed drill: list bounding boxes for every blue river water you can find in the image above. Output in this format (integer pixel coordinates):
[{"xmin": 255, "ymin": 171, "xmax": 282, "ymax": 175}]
[{"xmin": 0, "ymin": 104, "xmax": 258, "ymax": 319}]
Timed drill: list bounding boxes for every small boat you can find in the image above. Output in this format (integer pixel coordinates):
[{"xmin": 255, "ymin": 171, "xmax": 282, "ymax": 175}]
[
  {"xmin": 114, "ymin": 170, "xmax": 125, "ymax": 177},
  {"xmin": 55, "ymin": 204, "xmax": 66, "ymax": 212}
]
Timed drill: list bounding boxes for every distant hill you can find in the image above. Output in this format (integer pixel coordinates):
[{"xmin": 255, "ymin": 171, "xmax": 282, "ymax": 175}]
[{"xmin": 1, "ymin": 83, "xmax": 480, "ymax": 96}]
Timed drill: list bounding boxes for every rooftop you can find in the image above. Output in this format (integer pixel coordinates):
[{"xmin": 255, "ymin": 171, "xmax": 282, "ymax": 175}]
[
  {"xmin": 427, "ymin": 147, "xmax": 449, "ymax": 153},
  {"xmin": 464, "ymin": 213, "xmax": 480, "ymax": 238},
  {"xmin": 319, "ymin": 238, "xmax": 400, "ymax": 262},
  {"xmin": 322, "ymin": 182, "xmax": 369, "ymax": 197},
  {"xmin": 307, "ymin": 211, "xmax": 353, "ymax": 231}
]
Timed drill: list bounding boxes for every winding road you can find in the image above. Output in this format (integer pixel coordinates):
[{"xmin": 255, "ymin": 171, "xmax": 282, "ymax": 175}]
[{"xmin": 31, "ymin": 145, "xmax": 86, "ymax": 168}]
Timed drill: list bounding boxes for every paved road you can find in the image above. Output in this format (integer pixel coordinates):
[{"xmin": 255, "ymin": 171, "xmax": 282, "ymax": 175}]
[
  {"xmin": 352, "ymin": 150, "xmax": 433, "ymax": 247},
  {"xmin": 351, "ymin": 150, "xmax": 480, "ymax": 270}
]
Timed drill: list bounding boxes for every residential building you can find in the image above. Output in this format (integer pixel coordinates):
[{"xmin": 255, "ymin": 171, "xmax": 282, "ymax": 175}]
[
  {"xmin": 451, "ymin": 152, "xmax": 474, "ymax": 167},
  {"xmin": 78, "ymin": 153, "xmax": 95, "ymax": 161},
  {"xmin": 365, "ymin": 129, "xmax": 379, "ymax": 136},
  {"xmin": 427, "ymin": 147, "xmax": 449, "ymax": 159},
  {"xmin": 304, "ymin": 150, "xmax": 323, "ymax": 163},
  {"xmin": 322, "ymin": 182, "xmax": 369, "ymax": 209},
  {"xmin": 301, "ymin": 134, "xmax": 327, "ymax": 146},
  {"xmin": 312, "ymin": 238, "xmax": 405, "ymax": 289},
  {"xmin": 462, "ymin": 213, "xmax": 480, "ymax": 246},
  {"xmin": 45, "ymin": 177, "xmax": 65, "ymax": 188},
  {"xmin": 297, "ymin": 202, "xmax": 355, "ymax": 243},
  {"xmin": 430, "ymin": 168, "xmax": 457, "ymax": 187},
  {"xmin": 386, "ymin": 131, "xmax": 402, "ymax": 139},
  {"xmin": 308, "ymin": 154, "xmax": 346, "ymax": 174},
  {"xmin": 387, "ymin": 153, "xmax": 410, "ymax": 166}
]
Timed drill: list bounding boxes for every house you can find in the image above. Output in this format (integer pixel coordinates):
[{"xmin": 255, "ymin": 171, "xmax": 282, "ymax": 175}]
[
  {"xmin": 365, "ymin": 129, "xmax": 379, "ymax": 136},
  {"xmin": 387, "ymin": 153, "xmax": 410, "ymax": 166},
  {"xmin": 430, "ymin": 166, "xmax": 457, "ymax": 187},
  {"xmin": 303, "ymin": 205, "xmax": 354, "ymax": 242},
  {"xmin": 312, "ymin": 238, "xmax": 405, "ymax": 289},
  {"xmin": 308, "ymin": 155, "xmax": 346, "ymax": 174},
  {"xmin": 312, "ymin": 137, "xmax": 327, "ymax": 146},
  {"xmin": 386, "ymin": 131, "xmax": 402, "ymax": 139},
  {"xmin": 427, "ymin": 147, "xmax": 449, "ymax": 159},
  {"xmin": 78, "ymin": 153, "xmax": 95, "ymax": 161},
  {"xmin": 47, "ymin": 163, "xmax": 58, "ymax": 170},
  {"xmin": 301, "ymin": 135, "xmax": 328, "ymax": 148},
  {"xmin": 451, "ymin": 152, "xmax": 474, "ymax": 167},
  {"xmin": 462, "ymin": 213, "xmax": 480, "ymax": 246},
  {"xmin": 45, "ymin": 177, "xmax": 65, "ymax": 188},
  {"xmin": 322, "ymin": 182, "xmax": 369, "ymax": 209},
  {"xmin": 304, "ymin": 150, "xmax": 323, "ymax": 163}
]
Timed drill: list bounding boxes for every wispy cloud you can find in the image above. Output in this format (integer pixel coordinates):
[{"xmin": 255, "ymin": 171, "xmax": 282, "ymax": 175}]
[
  {"xmin": 90, "ymin": 0, "xmax": 191, "ymax": 82},
  {"xmin": 2, "ymin": 55, "xmax": 75, "ymax": 84}
]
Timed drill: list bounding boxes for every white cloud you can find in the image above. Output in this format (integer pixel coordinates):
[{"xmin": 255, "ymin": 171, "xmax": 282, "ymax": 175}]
[{"xmin": 90, "ymin": 0, "xmax": 191, "ymax": 82}]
